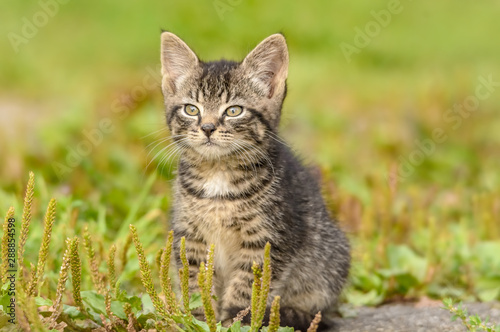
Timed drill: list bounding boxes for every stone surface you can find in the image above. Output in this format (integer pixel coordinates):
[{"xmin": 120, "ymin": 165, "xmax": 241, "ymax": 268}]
[{"xmin": 332, "ymin": 302, "xmax": 500, "ymax": 332}]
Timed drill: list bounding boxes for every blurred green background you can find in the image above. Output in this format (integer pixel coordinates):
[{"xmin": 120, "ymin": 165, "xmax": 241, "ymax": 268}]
[{"xmin": 1, "ymin": 0, "xmax": 500, "ymax": 304}]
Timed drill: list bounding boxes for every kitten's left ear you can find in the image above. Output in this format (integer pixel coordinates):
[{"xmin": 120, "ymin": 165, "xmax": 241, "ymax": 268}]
[{"xmin": 241, "ymin": 34, "xmax": 289, "ymax": 99}]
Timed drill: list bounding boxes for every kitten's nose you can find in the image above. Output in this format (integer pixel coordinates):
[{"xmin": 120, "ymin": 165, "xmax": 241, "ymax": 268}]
[{"xmin": 201, "ymin": 123, "xmax": 216, "ymax": 137}]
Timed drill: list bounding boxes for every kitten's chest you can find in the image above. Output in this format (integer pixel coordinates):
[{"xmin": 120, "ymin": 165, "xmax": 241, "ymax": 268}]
[
  {"xmin": 175, "ymin": 163, "xmax": 273, "ymax": 272},
  {"xmin": 188, "ymin": 164, "xmax": 242, "ymax": 198},
  {"xmin": 201, "ymin": 170, "xmax": 232, "ymax": 197},
  {"xmin": 188, "ymin": 200, "xmax": 247, "ymax": 279}
]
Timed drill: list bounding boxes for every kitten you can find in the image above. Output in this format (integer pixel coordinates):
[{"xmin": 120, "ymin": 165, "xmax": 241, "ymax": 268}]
[{"xmin": 160, "ymin": 32, "xmax": 350, "ymax": 331}]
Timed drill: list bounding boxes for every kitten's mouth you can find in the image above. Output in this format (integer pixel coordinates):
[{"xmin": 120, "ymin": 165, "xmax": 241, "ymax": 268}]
[
  {"xmin": 202, "ymin": 140, "xmax": 217, "ymax": 146},
  {"xmin": 193, "ymin": 139, "xmax": 230, "ymax": 159}
]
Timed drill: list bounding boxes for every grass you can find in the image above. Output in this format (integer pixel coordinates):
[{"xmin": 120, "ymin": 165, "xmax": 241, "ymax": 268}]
[
  {"xmin": 1, "ymin": 0, "xmax": 500, "ymax": 329},
  {"xmin": 1, "ymin": 178, "xmax": 310, "ymax": 330},
  {"xmin": 442, "ymin": 299, "xmax": 500, "ymax": 332}
]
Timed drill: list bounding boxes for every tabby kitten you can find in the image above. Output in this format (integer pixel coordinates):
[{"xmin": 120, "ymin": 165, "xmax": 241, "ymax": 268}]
[{"xmin": 160, "ymin": 32, "xmax": 350, "ymax": 330}]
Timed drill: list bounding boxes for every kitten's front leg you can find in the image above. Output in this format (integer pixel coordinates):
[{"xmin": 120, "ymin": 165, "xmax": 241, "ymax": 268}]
[{"xmin": 219, "ymin": 250, "xmax": 265, "ymax": 325}]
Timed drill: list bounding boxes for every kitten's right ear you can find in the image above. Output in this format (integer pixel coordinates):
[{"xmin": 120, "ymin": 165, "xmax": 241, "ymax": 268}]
[{"xmin": 160, "ymin": 32, "xmax": 199, "ymax": 93}]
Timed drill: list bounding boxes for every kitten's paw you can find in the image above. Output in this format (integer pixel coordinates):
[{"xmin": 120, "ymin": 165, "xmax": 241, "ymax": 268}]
[
  {"xmin": 191, "ymin": 307, "xmax": 205, "ymax": 321},
  {"xmin": 221, "ymin": 318, "xmax": 233, "ymax": 327}
]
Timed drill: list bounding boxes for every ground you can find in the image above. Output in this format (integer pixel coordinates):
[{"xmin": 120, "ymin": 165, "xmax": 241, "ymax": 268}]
[{"xmin": 334, "ymin": 302, "xmax": 500, "ymax": 332}]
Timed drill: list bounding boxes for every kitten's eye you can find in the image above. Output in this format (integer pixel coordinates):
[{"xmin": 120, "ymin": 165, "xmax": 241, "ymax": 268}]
[
  {"xmin": 184, "ymin": 104, "xmax": 200, "ymax": 116},
  {"xmin": 225, "ymin": 106, "xmax": 243, "ymax": 117}
]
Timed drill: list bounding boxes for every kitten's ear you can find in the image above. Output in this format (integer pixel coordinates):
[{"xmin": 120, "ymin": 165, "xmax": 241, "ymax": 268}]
[
  {"xmin": 161, "ymin": 32, "xmax": 199, "ymax": 93},
  {"xmin": 241, "ymin": 34, "xmax": 289, "ymax": 98}
]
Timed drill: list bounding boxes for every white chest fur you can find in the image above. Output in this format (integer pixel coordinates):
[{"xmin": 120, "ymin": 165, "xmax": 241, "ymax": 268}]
[{"xmin": 202, "ymin": 170, "xmax": 232, "ymax": 197}]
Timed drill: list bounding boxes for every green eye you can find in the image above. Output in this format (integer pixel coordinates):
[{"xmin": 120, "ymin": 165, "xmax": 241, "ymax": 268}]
[
  {"xmin": 225, "ymin": 106, "xmax": 243, "ymax": 117},
  {"xmin": 184, "ymin": 104, "xmax": 200, "ymax": 116}
]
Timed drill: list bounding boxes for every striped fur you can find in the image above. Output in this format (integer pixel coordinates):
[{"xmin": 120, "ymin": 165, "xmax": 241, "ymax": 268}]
[{"xmin": 160, "ymin": 32, "xmax": 350, "ymax": 330}]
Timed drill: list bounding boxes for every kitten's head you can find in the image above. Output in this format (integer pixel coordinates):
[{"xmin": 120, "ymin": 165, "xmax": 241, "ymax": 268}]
[{"xmin": 160, "ymin": 32, "xmax": 288, "ymax": 160}]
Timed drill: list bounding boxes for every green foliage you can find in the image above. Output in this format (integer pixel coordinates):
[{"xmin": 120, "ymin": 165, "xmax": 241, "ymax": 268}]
[
  {"xmin": 251, "ymin": 243, "xmax": 272, "ymax": 332},
  {"xmin": 160, "ymin": 230, "xmax": 178, "ymax": 315},
  {"xmin": 179, "ymin": 236, "xmax": 191, "ymax": 316},
  {"xmin": 442, "ymin": 298, "xmax": 500, "ymax": 332},
  {"xmin": 17, "ymin": 171, "xmax": 34, "ymax": 284},
  {"xmin": 129, "ymin": 224, "xmax": 169, "ymax": 319},
  {"xmin": 47, "ymin": 240, "xmax": 71, "ymax": 328},
  {"xmin": 107, "ymin": 244, "xmax": 117, "ymax": 294},
  {"xmin": 3, "ymin": 171, "xmax": 498, "ymax": 329},
  {"xmin": 69, "ymin": 237, "xmax": 84, "ymax": 313},
  {"xmin": 27, "ymin": 198, "xmax": 56, "ymax": 296},
  {"xmin": 83, "ymin": 225, "xmax": 105, "ymax": 294},
  {"xmin": 268, "ymin": 296, "xmax": 280, "ymax": 332},
  {"xmin": 198, "ymin": 244, "xmax": 217, "ymax": 331},
  {"xmin": 0, "ymin": 173, "xmax": 319, "ymax": 330}
]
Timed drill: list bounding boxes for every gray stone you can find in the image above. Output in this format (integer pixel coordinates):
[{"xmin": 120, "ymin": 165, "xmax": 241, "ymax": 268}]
[{"xmin": 332, "ymin": 302, "xmax": 500, "ymax": 332}]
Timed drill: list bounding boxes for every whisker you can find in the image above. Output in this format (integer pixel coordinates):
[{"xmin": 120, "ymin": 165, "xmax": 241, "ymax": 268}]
[
  {"xmin": 143, "ymin": 137, "xmax": 190, "ymax": 175},
  {"xmin": 266, "ymin": 130, "xmax": 291, "ymax": 149},
  {"xmin": 167, "ymin": 145, "xmax": 188, "ymax": 174},
  {"xmin": 158, "ymin": 144, "xmax": 185, "ymax": 175},
  {"xmin": 140, "ymin": 127, "xmax": 169, "ymax": 139},
  {"xmin": 143, "ymin": 134, "xmax": 187, "ymax": 159},
  {"xmin": 144, "ymin": 136, "xmax": 170, "ymax": 151},
  {"xmin": 234, "ymin": 139, "xmax": 274, "ymax": 176},
  {"xmin": 231, "ymin": 141, "xmax": 258, "ymax": 175},
  {"xmin": 160, "ymin": 141, "xmax": 190, "ymax": 175},
  {"xmin": 235, "ymin": 139, "xmax": 276, "ymax": 177}
]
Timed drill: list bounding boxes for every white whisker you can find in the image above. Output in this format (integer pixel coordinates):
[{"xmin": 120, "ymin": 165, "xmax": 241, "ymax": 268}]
[{"xmin": 143, "ymin": 137, "xmax": 190, "ymax": 176}]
